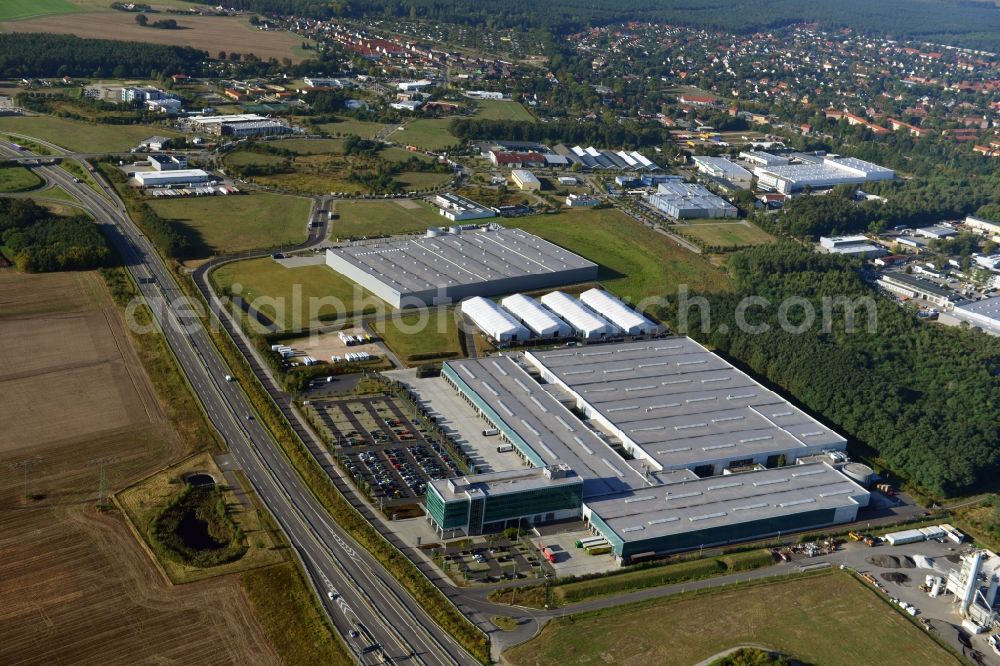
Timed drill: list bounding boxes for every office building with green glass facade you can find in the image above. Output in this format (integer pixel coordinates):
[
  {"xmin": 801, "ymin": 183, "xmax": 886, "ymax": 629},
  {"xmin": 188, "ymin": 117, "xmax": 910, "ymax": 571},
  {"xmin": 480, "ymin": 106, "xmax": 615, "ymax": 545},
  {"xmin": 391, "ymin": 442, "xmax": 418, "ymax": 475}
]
[{"xmin": 425, "ymin": 465, "xmax": 584, "ymax": 538}]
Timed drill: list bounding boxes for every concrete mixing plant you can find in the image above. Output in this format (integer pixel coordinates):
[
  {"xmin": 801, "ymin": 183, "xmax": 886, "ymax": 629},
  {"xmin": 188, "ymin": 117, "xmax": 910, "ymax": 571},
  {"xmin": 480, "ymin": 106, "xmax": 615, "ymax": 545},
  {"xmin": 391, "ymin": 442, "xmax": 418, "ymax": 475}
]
[{"xmin": 946, "ymin": 550, "xmax": 1000, "ymax": 631}]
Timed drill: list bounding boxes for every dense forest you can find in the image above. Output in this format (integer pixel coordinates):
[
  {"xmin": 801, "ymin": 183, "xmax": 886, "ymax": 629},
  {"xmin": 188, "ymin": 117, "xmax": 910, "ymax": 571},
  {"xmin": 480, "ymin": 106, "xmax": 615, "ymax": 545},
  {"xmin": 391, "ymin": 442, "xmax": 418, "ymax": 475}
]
[
  {"xmin": 0, "ymin": 199, "xmax": 111, "ymax": 272},
  {"xmin": 657, "ymin": 243, "xmax": 1000, "ymax": 497},
  {"xmin": 200, "ymin": 0, "xmax": 1000, "ymax": 49},
  {"xmin": 0, "ymin": 34, "xmax": 208, "ymax": 79}
]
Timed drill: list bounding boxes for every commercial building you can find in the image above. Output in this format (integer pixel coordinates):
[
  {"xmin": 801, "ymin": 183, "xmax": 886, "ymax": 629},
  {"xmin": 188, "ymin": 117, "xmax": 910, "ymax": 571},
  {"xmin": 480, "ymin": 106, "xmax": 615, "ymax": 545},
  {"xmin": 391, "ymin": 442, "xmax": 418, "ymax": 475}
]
[
  {"xmin": 524, "ymin": 339, "xmax": 848, "ymax": 476},
  {"xmin": 397, "ymin": 79, "xmax": 434, "ymax": 92},
  {"xmin": 877, "ymin": 272, "xmax": 957, "ymax": 308},
  {"xmin": 134, "ymin": 169, "xmax": 213, "ymax": 188},
  {"xmin": 578, "ymin": 289, "xmax": 656, "ymax": 335},
  {"xmin": 219, "ymin": 119, "xmax": 292, "ymax": 138},
  {"xmin": 500, "ymin": 293, "xmax": 572, "ymax": 338},
  {"xmin": 434, "ymin": 341, "xmax": 868, "ymax": 562},
  {"xmin": 739, "ymin": 150, "xmax": 789, "ymax": 167},
  {"xmin": 148, "ymin": 154, "xmax": 188, "ymax": 171},
  {"xmin": 425, "ymin": 465, "xmax": 584, "ymax": 537},
  {"xmin": 553, "ymin": 145, "xmax": 661, "ymax": 171},
  {"xmin": 325, "ymin": 226, "xmax": 598, "ymax": 308},
  {"xmin": 146, "ymin": 98, "xmax": 182, "ymax": 114},
  {"xmin": 488, "ymin": 151, "xmax": 547, "ymax": 168},
  {"xmin": 510, "ymin": 169, "xmax": 541, "ymax": 191},
  {"xmin": 691, "ymin": 156, "xmax": 753, "ymax": 188},
  {"xmin": 140, "ymin": 136, "xmax": 172, "ymax": 151},
  {"xmin": 938, "ymin": 296, "xmax": 1000, "ymax": 334},
  {"xmin": 754, "ymin": 156, "xmax": 894, "ymax": 194},
  {"xmin": 460, "ymin": 296, "xmax": 530, "ymax": 343},
  {"xmin": 540, "ymin": 291, "xmax": 619, "ymax": 339},
  {"xmin": 433, "ymin": 193, "xmax": 495, "ymax": 222},
  {"xmin": 819, "ymin": 235, "xmax": 887, "ymax": 259},
  {"xmin": 565, "ymin": 194, "xmax": 600, "ymax": 207},
  {"xmin": 915, "ymin": 226, "xmax": 957, "ymax": 240},
  {"xmin": 964, "ymin": 215, "xmax": 1000, "ymax": 237},
  {"xmin": 647, "ymin": 181, "xmax": 737, "ymax": 219}
]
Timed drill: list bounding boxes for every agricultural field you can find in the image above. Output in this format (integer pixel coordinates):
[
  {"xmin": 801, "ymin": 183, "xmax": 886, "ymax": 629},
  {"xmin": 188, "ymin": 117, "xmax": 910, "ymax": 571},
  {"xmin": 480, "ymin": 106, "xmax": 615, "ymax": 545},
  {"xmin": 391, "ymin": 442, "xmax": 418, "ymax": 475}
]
[
  {"xmin": 472, "ymin": 99, "xmax": 537, "ymax": 122},
  {"xmin": 2, "ymin": 13, "xmax": 307, "ymax": 62},
  {"xmin": 376, "ymin": 308, "xmax": 463, "ymax": 364},
  {"xmin": 149, "ymin": 192, "xmax": 311, "ymax": 258},
  {"xmin": 212, "ymin": 257, "xmax": 382, "ymax": 331},
  {"xmin": 512, "ymin": 208, "xmax": 732, "ymax": 305},
  {"xmin": 390, "ymin": 119, "xmax": 460, "ymax": 151},
  {"xmin": 0, "ymin": 0, "xmax": 77, "ymax": 21},
  {"xmin": 506, "ymin": 572, "xmax": 959, "ymax": 666},
  {"xmin": 0, "ymin": 166, "xmax": 43, "ymax": 192},
  {"xmin": 330, "ymin": 199, "xmax": 445, "ymax": 239},
  {"xmin": 271, "ymin": 138, "xmax": 347, "ymax": 155},
  {"xmin": 677, "ymin": 221, "xmax": 776, "ymax": 248},
  {"xmin": 0, "ymin": 270, "xmax": 281, "ymax": 665},
  {"xmin": 0, "ymin": 115, "xmax": 182, "ymax": 152},
  {"xmin": 316, "ymin": 117, "xmax": 389, "ymax": 139}
]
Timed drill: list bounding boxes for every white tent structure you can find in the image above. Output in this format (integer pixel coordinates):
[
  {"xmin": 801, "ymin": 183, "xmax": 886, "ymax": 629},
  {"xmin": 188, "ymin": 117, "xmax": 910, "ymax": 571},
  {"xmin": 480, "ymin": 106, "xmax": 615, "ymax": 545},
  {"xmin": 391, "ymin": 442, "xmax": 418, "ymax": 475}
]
[
  {"xmin": 540, "ymin": 291, "xmax": 618, "ymax": 339},
  {"xmin": 500, "ymin": 293, "xmax": 572, "ymax": 338},
  {"xmin": 579, "ymin": 289, "xmax": 655, "ymax": 336},
  {"xmin": 460, "ymin": 296, "xmax": 530, "ymax": 343}
]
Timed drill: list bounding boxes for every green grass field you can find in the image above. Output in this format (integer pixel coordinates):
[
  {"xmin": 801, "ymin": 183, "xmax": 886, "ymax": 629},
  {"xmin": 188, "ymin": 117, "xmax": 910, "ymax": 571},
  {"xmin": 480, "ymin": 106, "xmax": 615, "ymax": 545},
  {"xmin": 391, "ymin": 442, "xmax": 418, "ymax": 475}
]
[
  {"xmin": 0, "ymin": 116, "xmax": 182, "ymax": 153},
  {"xmin": 679, "ymin": 221, "xmax": 776, "ymax": 248},
  {"xmin": 391, "ymin": 119, "xmax": 459, "ymax": 151},
  {"xmin": 395, "ymin": 171, "xmax": 452, "ymax": 190},
  {"xmin": 316, "ymin": 117, "xmax": 389, "ymax": 139},
  {"xmin": 212, "ymin": 258, "xmax": 381, "ymax": 330},
  {"xmin": 268, "ymin": 138, "xmax": 346, "ymax": 155},
  {"xmin": 472, "ymin": 99, "xmax": 536, "ymax": 122},
  {"xmin": 0, "ymin": 0, "xmax": 78, "ymax": 21},
  {"xmin": 512, "ymin": 209, "xmax": 732, "ymax": 304},
  {"xmin": 223, "ymin": 151, "xmax": 287, "ymax": 168},
  {"xmin": 0, "ymin": 166, "xmax": 43, "ymax": 192},
  {"xmin": 380, "ymin": 146, "xmax": 435, "ymax": 164},
  {"xmin": 375, "ymin": 308, "xmax": 462, "ymax": 364},
  {"xmin": 149, "ymin": 193, "xmax": 311, "ymax": 257},
  {"xmin": 330, "ymin": 200, "xmax": 444, "ymax": 239},
  {"xmin": 506, "ymin": 572, "xmax": 959, "ymax": 666}
]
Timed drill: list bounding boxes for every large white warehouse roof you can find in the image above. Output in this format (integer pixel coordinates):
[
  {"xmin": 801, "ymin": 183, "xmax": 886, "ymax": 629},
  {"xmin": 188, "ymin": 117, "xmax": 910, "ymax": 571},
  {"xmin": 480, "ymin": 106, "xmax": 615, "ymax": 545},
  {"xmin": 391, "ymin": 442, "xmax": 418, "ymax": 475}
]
[
  {"xmin": 578, "ymin": 289, "xmax": 655, "ymax": 335},
  {"xmin": 500, "ymin": 293, "xmax": 572, "ymax": 338},
  {"xmin": 540, "ymin": 291, "xmax": 618, "ymax": 339},
  {"xmin": 460, "ymin": 296, "xmax": 530, "ymax": 342}
]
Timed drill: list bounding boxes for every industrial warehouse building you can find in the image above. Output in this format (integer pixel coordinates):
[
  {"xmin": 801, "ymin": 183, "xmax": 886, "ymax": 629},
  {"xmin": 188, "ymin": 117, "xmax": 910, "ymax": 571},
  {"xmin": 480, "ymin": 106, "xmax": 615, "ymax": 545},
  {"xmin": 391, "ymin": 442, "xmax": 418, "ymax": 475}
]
[
  {"xmin": 691, "ymin": 156, "xmax": 753, "ymax": 188},
  {"xmin": 429, "ymin": 340, "xmax": 869, "ymax": 562},
  {"xmin": 433, "ymin": 193, "xmax": 496, "ymax": 222},
  {"xmin": 578, "ymin": 289, "xmax": 656, "ymax": 335},
  {"xmin": 754, "ymin": 155, "xmax": 894, "ymax": 194},
  {"xmin": 877, "ymin": 272, "xmax": 958, "ymax": 309},
  {"xmin": 133, "ymin": 168, "xmax": 213, "ymax": 188},
  {"xmin": 819, "ymin": 235, "xmax": 888, "ymax": 259},
  {"xmin": 325, "ymin": 226, "xmax": 598, "ymax": 308},
  {"xmin": 510, "ymin": 169, "xmax": 541, "ymax": 191},
  {"xmin": 647, "ymin": 182, "xmax": 738, "ymax": 219},
  {"xmin": 460, "ymin": 296, "xmax": 529, "ymax": 343},
  {"xmin": 500, "ymin": 293, "xmax": 572, "ymax": 338},
  {"xmin": 938, "ymin": 296, "xmax": 1000, "ymax": 334},
  {"xmin": 540, "ymin": 291, "xmax": 618, "ymax": 339}
]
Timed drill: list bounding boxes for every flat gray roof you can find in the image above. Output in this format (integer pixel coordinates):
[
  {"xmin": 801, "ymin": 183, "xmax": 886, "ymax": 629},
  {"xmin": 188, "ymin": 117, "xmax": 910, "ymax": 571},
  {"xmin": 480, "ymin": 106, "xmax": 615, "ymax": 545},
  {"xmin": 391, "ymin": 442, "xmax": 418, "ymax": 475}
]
[
  {"xmin": 445, "ymin": 356, "xmax": 652, "ymax": 497},
  {"xmin": 327, "ymin": 227, "xmax": 597, "ymax": 295},
  {"xmin": 956, "ymin": 295, "xmax": 1000, "ymax": 320},
  {"xmin": 881, "ymin": 272, "xmax": 954, "ymax": 299},
  {"xmin": 586, "ymin": 462, "xmax": 867, "ymax": 543},
  {"xmin": 525, "ymin": 339, "xmax": 846, "ymax": 469},
  {"xmin": 429, "ymin": 465, "xmax": 582, "ymax": 502}
]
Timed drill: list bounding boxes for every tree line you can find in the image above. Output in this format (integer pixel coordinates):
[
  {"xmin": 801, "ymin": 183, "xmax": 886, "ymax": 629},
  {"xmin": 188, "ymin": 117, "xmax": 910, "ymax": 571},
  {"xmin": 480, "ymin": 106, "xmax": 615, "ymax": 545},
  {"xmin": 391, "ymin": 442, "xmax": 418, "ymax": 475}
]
[
  {"xmin": 0, "ymin": 199, "xmax": 111, "ymax": 272},
  {"xmin": 656, "ymin": 242, "xmax": 1000, "ymax": 497}
]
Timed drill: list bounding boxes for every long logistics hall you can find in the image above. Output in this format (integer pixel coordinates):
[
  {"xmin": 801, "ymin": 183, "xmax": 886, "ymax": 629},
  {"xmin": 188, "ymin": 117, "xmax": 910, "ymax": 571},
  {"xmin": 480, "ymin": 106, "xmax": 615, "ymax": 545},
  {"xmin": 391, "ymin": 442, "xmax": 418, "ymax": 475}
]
[
  {"xmin": 325, "ymin": 226, "xmax": 598, "ymax": 308},
  {"xmin": 424, "ymin": 338, "xmax": 871, "ymax": 564}
]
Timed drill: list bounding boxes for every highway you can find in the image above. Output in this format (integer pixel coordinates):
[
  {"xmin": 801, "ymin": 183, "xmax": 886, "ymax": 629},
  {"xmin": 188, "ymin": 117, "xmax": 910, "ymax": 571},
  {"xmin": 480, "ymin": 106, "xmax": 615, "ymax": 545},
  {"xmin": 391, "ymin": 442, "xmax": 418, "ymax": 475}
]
[{"xmin": 1, "ymin": 143, "xmax": 479, "ymax": 666}]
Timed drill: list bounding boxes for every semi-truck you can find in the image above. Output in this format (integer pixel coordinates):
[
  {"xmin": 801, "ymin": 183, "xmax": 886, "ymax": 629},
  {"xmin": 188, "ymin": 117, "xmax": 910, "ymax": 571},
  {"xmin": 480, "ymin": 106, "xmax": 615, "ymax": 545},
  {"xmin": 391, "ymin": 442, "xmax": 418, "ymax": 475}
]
[{"xmin": 576, "ymin": 536, "xmax": 607, "ymax": 549}]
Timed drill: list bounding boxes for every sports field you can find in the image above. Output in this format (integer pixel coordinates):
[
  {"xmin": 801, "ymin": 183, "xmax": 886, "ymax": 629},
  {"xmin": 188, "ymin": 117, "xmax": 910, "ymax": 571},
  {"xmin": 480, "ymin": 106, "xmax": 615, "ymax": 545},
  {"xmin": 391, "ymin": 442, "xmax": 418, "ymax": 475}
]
[
  {"xmin": 391, "ymin": 119, "xmax": 460, "ymax": 151},
  {"xmin": 0, "ymin": 270, "xmax": 280, "ymax": 665},
  {"xmin": 0, "ymin": 0, "xmax": 77, "ymax": 21},
  {"xmin": 472, "ymin": 99, "xmax": 536, "ymax": 122},
  {"xmin": 3, "ymin": 13, "xmax": 306, "ymax": 62},
  {"xmin": 212, "ymin": 257, "xmax": 383, "ymax": 330},
  {"xmin": 512, "ymin": 208, "xmax": 732, "ymax": 304},
  {"xmin": 506, "ymin": 571, "xmax": 959, "ymax": 666},
  {"xmin": 331, "ymin": 199, "xmax": 444, "ymax": 239},
  {"xmin": 149, "ymin": 192, "xmax": 311, "ymax": 257},
  {"xmin": 0, "ymin": 115, "xmax": 182, "ymax": 152},
  {"xmin": 679, "ymin": 221, "xmax": 775, "ymax": 248},
  {"xmin": 0, "ymin": 166, "xmax": 43, "ymax": 192}
]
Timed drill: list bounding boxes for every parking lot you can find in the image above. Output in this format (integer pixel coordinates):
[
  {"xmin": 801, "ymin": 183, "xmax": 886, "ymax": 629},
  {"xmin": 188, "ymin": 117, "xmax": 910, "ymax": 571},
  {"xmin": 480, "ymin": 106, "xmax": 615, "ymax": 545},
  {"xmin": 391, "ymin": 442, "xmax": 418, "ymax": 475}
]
[
  {"xmin": 436, "ymin": 535, "xmax": 553, "ymax": 585},
  {"xmin": 307, "ymin": 395, "xmax": 464, "ymax": 509}
]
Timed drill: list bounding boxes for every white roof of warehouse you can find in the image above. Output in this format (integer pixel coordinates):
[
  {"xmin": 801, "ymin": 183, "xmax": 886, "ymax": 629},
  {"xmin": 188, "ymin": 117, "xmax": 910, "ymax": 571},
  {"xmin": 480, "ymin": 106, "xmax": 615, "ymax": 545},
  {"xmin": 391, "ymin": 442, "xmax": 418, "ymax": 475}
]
[
  {"xmin": 460, "ymin": 296, "xmax": 529, "ymax": 340},
  {"xmin": 500, "ymin": 293, "xmax": 571, "ymax": 337},
  {"xmin": 692, "ymin": 156, "xmax": 753, "ymax": 180},
  {"xmin": 586, "ymin": 462, "xmax": 868, "ymax": 543},
  {"xmin": 540, "ymin": 291, "xmax": 619, "ymax": 336},
  {"xmin": 579, "ymin": 289, "xmax": 655, "ymax": 334},
  {"xmin": 526, "ymin": 339, "xmax": 847, "ymax": 469}
]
